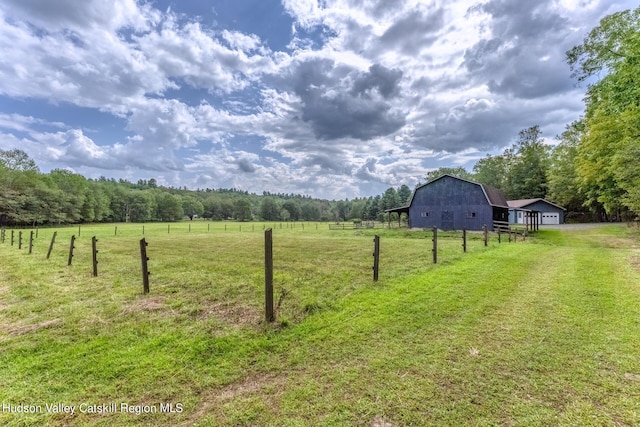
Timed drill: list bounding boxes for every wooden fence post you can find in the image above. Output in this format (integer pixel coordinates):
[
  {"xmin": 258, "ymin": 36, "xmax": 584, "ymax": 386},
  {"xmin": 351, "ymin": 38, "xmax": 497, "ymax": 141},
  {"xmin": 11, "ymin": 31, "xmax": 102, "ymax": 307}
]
[
  {"xmin": 189, "ymin": 223, "xmax": 191, "ymax": 233},
  {"xmin": 68, "ymin": 235, "xmax": 76, "ymax": 266},
  {"xmin": 432, "ymin": 226, "xmax": 438, "ymax": 264},
  {"xmin": 140, "ymin": 238, "xmax": 150, "ymax": 294},
  {"xmin": 483, "ymin": 224, "xmax": 488, "ymax": 246},
  {"xmin": 10, "ymin": 230, "xmax": 14, "ymax": 246},
  {"xmin": 46, "ymin": 231, "xmax": 57, "ymax": 259},
  {"xmin": 114, "ymin": 226, "xmax": 118, "ymax": 236},
  {"xmin": 35, "ymin": 227, "xmax": 38, "ymax": 238},
  {"xmin": 462, "ymin": 228, "xmax": 467, "ymax": 253},
  {"xmin": 1, "ymin": 228, "xmax": 5, "ymax": 243},
  {"xmin": 91, "ymin": 236, "xmax": 98, "ymax": 277},
  {"xmin": 168, "ymin": 224, "xmax": 170, "ymax": 234},
  {"xmin": 28, "ymin": 231, "xmax": 34, "ymax": 254},
  {"xmin": 498, "ymin": 231, "xmax": 501, "ymax": 244},
  {"xmin": 264, "ymin": 228, "xmax": 274, "ymax": 322},
  {"xmin": 18, "ymin": 231, "xmax": 22, "ymax": 249},
  {"xmin": 78, "ymin": 225, "xmax": 81, "ymax": 237},
  {"xmin": 373, "ymin": 235, "xmax": 380, "ymax": 281}
]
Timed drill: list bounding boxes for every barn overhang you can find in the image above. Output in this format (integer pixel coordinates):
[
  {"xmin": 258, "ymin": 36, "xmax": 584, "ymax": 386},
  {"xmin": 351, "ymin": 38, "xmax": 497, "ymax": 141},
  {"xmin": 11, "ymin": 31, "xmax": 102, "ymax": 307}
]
[{"xmin": 385, "ymin": 206, "xmax": 410, "ymax": 215}]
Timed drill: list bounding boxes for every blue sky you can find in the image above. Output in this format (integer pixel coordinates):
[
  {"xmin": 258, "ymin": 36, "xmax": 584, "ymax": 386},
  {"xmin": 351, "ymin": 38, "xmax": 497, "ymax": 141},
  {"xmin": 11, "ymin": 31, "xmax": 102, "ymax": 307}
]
[{"xmin": 0, "ymin": 0, "xmax": 635, "ymax": 199}]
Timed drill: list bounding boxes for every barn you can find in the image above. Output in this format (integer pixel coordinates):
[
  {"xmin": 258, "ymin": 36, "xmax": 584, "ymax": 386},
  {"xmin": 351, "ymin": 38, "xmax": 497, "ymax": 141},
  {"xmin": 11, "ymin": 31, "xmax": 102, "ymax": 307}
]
[
  {"xmin": 388, "ymin": 174, "xmax": 510, "ymax": 231},
  {"xmin": 507, "ymin": 199, "xmax": 566, "ymax": 225}
]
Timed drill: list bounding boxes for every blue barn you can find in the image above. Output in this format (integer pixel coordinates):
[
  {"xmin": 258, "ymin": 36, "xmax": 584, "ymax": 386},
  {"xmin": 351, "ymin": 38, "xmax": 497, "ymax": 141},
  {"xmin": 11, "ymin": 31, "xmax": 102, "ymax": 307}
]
[{"xmin": 388, "ymin": 174, "xmax": 509, "ymax": 231}]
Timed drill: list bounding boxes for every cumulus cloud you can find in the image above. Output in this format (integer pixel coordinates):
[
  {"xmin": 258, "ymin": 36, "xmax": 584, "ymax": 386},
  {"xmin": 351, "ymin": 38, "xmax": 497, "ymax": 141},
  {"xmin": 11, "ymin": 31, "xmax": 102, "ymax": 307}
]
[
  {"xmin": 351, "ymin": 64, "xmax": 403, "ymax": 99},
  {"xmin": 34, "ymin": 128, "xmax": 183, "ymax": 172},
  {"xmin": 461, "ymin": 0, "xmax": 615, "ymax": 101},
  {"xmin": 61, "ymin": 130, "xmax": 109, "ymax": 163},
  {"xmin": 379, "ymin": 7, "xmax": 445, "ymax": 55},
  {"xmin": 279, "ymin": 58, "xmax": 406, "ymax": 140},
  {"xmin": 1, "ymin": 0, "xmax": 155, "ymax": 33},
  {"xmin": 0, "ymin": 0, "xmax": 278, "ymax": 112},
  {"xmin": 237, "ymin": 158, "xmax": 256, "ymax": 173}
]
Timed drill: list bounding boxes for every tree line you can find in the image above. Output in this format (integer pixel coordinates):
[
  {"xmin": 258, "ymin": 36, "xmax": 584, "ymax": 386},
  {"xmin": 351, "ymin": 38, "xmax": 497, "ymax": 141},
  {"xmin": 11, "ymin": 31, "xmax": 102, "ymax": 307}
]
[{"xmin": 0, "ymin": 149, "xmax": 414, "ymax": 226}]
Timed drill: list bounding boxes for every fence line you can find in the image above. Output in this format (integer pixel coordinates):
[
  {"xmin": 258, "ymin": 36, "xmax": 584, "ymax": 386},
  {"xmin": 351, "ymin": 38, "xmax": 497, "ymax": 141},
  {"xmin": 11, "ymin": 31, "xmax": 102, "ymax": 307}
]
[{"xmin": 0, "ymin": 224, "xmax": 527, "ymax": 323}]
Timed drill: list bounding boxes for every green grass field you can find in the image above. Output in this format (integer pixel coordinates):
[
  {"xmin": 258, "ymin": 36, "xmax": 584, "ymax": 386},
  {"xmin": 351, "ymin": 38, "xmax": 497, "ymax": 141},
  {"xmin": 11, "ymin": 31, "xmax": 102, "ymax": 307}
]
[{"xmin": 0, "ymin": 222, "xmax": 639, "ymax": 426}]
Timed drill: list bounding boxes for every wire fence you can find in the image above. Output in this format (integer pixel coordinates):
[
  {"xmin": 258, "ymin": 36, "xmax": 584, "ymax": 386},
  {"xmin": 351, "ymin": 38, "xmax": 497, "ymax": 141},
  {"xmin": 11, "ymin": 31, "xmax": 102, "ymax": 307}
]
[{"xmin": 0, "ymin": 222, "xmax": 530, "ymax": 325}]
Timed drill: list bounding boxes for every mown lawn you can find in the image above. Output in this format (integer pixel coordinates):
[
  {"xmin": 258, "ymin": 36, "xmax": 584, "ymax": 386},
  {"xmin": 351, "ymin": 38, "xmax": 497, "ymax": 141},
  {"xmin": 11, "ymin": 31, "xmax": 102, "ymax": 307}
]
[{"xmin": 0, "ymin": 222, "xmax": 639, "ymax": 426}]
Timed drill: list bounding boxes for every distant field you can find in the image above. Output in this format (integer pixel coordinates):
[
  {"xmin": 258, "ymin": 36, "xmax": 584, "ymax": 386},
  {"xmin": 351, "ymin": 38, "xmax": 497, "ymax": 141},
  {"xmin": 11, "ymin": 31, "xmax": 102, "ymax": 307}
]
[{"xmin": 0, "ymin": 222, "xmax": 638, "ymax": 426}]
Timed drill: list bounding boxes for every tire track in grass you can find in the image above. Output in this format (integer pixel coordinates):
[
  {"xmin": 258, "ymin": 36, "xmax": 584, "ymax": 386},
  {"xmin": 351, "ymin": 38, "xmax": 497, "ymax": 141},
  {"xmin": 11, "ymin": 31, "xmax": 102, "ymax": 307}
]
[
  {"xmin": 449, "ymin": 234, "xmax": 640, "ymax": 426},
  {"xmin": 392, "ymin": 243, "xmax": 571, "ymax": 426},
  {"xmin": 215, "ymin": 244, "xmax": 550, "ymax": 426},
  {"xmin": 441, "ymin": 245, "xmax": 574, "ymax": 425},
  {"xmin": 181, "ymin": 243, "xmax": 541, "ymax": 426}
]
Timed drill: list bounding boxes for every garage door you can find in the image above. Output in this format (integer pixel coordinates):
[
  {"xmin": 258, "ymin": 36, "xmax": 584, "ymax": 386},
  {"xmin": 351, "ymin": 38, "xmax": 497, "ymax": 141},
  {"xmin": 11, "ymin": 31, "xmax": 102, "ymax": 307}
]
[{"xmin": 541, "ymin": 212, "xmax": 560, "ymax": 225}]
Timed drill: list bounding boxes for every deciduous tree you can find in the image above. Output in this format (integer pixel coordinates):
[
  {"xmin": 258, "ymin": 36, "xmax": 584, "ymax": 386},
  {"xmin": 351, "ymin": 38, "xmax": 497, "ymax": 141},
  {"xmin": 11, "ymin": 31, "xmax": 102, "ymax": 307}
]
[
  {"xmin": 425, "ymin": 167, "xmax": 474, "ymax": 183},
  {"xmin": 260, "ymin": 198, "xmax": 281, "ymax": 221},
  {"xmin": 567, "ymin": 6, "xmax": 640, "ymax": 217},
  {"xmin": 509, "ymin": 125, "xmax": 550, "ymax": 200},
  {"xmin": 234, "ymin": 199, "xmax": 253, "ymax": 221},
  {"xmin": 182, "ymin": 195, "xmax": 204, "ymax": 220}
]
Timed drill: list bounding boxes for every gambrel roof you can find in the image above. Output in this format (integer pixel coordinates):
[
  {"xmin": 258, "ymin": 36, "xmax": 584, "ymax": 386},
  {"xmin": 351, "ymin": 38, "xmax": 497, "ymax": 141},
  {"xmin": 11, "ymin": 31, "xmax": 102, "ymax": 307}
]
[{"xmin": 408, "ymin": 174, "xmax": 509, "ymax": 208}]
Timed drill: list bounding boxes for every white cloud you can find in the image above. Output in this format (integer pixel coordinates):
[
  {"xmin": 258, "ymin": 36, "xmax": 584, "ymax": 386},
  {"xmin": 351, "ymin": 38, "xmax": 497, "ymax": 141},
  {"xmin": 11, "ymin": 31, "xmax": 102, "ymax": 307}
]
[
  {"xmin": 0, "ymin": 114, "xmax": 66, "ymax": 134},
  {"xmin": 1, "ymin": 0, "xmax": 157, "ymax": 34}
]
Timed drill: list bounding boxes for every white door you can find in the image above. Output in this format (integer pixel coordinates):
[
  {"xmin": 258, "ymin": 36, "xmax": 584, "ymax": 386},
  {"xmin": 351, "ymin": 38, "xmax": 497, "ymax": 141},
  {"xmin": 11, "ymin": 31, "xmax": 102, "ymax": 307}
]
[{"xmin": 541, "ymin": 212, "xmax": 560, "ymax": 225}]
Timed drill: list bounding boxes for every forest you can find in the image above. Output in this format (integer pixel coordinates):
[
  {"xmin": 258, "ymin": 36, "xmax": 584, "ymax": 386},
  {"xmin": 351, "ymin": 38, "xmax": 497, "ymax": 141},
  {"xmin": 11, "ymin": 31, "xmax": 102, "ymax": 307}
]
[
  {"xmin": 0, "ymin": 148, "xmax": 415, "ymax": 226},
  {"xmin": 0, "ymin": 7, "xmax": 638, "ymax": 226}
]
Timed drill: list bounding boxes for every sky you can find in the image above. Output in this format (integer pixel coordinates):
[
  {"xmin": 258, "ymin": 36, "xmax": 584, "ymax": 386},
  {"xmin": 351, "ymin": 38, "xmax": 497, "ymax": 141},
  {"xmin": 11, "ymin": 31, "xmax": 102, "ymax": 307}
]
[{"xmin": 0, "ymin": 0, "xmax": 635, "ymax": 199}]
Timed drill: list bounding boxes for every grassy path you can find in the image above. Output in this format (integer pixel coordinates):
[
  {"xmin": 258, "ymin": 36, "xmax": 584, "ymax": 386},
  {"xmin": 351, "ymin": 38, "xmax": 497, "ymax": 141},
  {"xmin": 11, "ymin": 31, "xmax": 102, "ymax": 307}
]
[
  {"xmin": 0, "ymin": 225, "xmax": 639, "ymax": 426},
  {"xmin": 191, "ymin": 227, "xmax": 640, "ymax": 426}
]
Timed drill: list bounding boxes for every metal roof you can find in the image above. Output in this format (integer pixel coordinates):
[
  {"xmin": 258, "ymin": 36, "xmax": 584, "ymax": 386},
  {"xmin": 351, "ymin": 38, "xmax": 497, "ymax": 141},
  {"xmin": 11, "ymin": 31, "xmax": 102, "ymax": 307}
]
[
  {"xmin": 408, "ymin": 174, "xmax": 509, "ymax": 208},
  {"xmin": 481, "ymin": 184, "xmax": 509, "ymax": 208},
  {"xmin": 507, "ymin": 198, "xmax": 566, "ymax": 211}
]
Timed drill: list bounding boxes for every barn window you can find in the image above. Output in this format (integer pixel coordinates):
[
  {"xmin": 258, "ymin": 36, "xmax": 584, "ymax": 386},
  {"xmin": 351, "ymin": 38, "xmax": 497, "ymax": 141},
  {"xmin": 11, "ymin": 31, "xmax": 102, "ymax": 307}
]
[
  {"xmin": 421, "ymin": 212, "xmax": 429, "ymax": 217},
  {"xmin": 467, "ymin": 212, "xmax": 477, "ymax": 218}
]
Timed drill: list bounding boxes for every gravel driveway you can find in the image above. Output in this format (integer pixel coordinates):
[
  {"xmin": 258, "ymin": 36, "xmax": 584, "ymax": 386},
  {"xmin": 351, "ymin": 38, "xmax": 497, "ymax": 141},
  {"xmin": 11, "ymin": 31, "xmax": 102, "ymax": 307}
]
[{"xmin": 539, "ymin": 223, "xmax": 628, "ymax": 230}]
